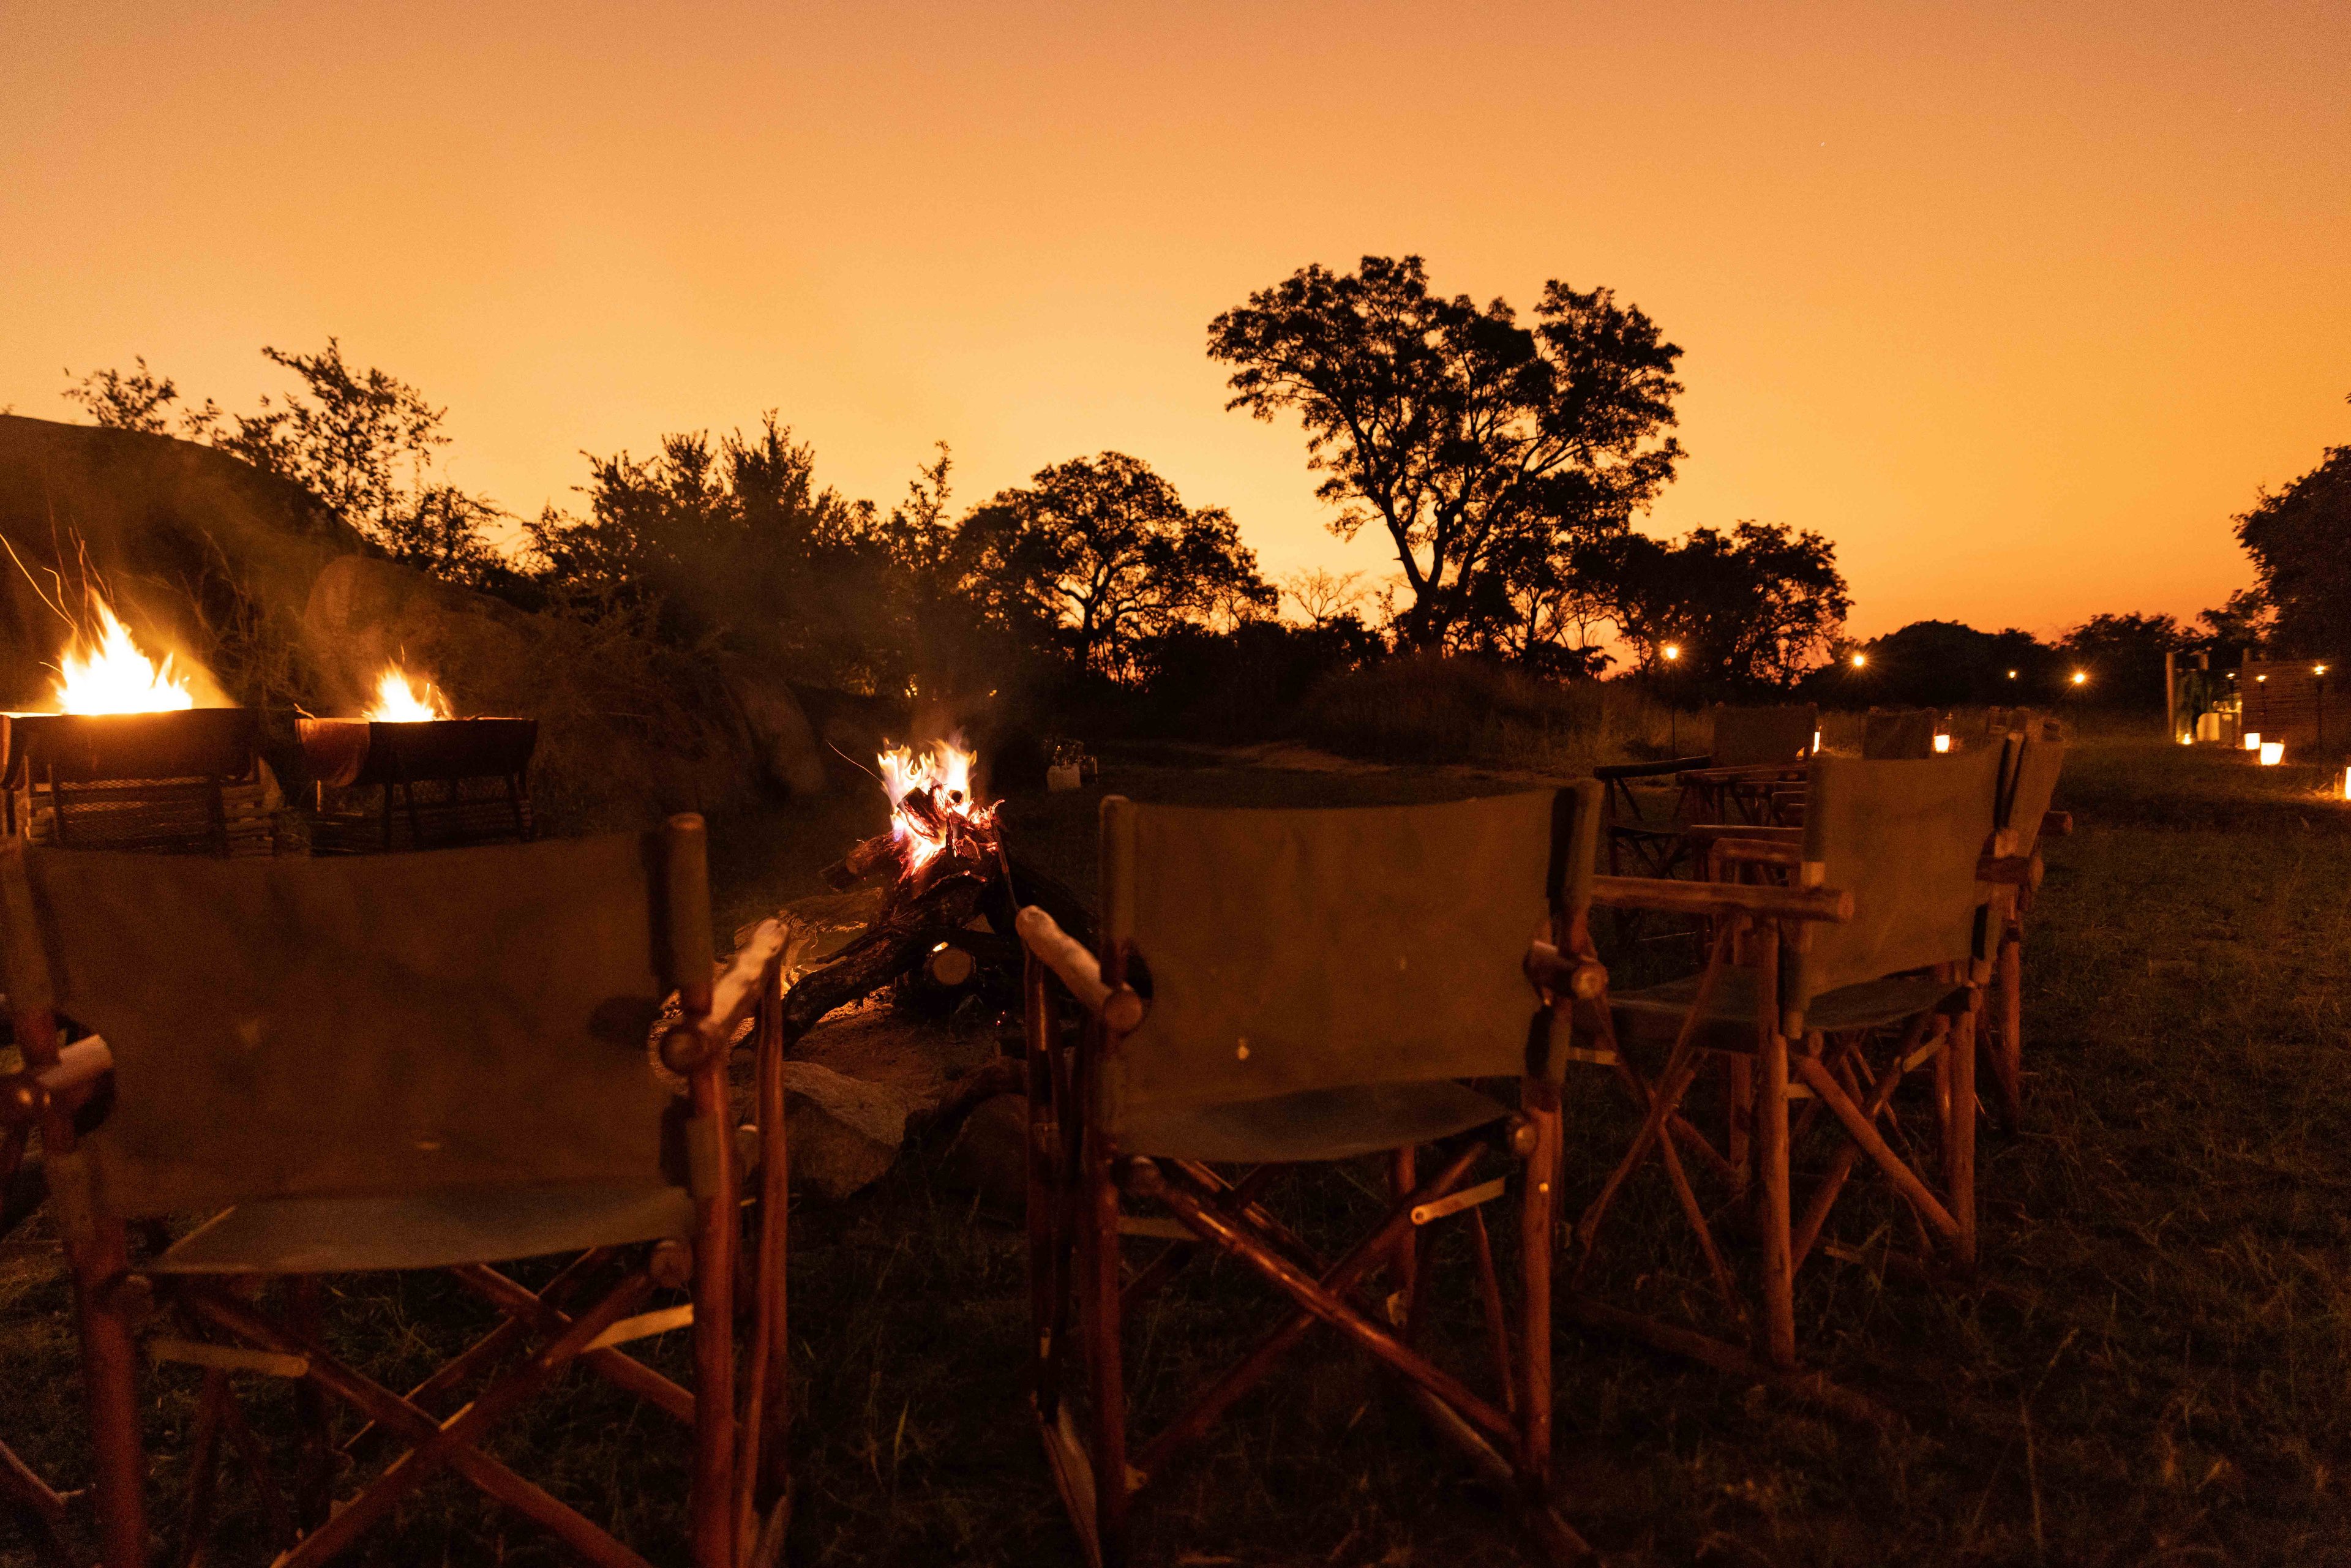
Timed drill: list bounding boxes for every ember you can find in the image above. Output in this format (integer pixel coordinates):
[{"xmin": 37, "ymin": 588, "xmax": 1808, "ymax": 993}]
[{"xmin": 50, "ymin": 595, "xmax": 196, "ymax": 715}]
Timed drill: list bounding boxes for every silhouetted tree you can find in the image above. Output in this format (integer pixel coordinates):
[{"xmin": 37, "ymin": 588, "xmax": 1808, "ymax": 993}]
[
  {"xmin": 64, "ymin": 342, "xmax": 505, "ymax": 587},
  {"xmin": 2186, "ymin": 587, "xmax": 2273, "ymax": 664},
  {"xmin": 2057, "ymin": 612, "xmax": 2182, "ymax": 707},
  {"xmin": 1605, "ymin": 522, "xmax": 1849, "ymax": 694},
  {"xmin": 1843, "ymin": 620, "xmax": 2054, "ymax": 705},
  {"xmin": 2234, "ymin": 433, "xmax": 2351, "ymax": 658},
  {"xmin": 953, "ymin": 451, "xmax": 1275, "ymax": 679},
  {"xmin": 1208, "ymin": 255, "xmax": 1682, "ymax": 650}
]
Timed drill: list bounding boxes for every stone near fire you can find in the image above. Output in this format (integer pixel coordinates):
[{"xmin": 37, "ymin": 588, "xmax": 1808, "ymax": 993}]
[{"xmin": 782, "ymin": 1005, "xmax": 998, "ymax": 1200}]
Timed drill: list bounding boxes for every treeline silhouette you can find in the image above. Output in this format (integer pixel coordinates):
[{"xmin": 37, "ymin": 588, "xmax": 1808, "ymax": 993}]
[{"xmin": 61, "ymin": 263, "xmax": 2338, "ymax": 741}]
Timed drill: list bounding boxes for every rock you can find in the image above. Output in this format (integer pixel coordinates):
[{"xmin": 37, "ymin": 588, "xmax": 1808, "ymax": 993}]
[
  {"xmin": 781, "ymin": 1059, "xmax": 914, "ymax": 1201},
  {"xmin": 724, "ymin": 666, "xmax": 827, "ymax": 798},
  {"xmin": 934, "ymin": 1092, "xmax": 1028, "ymax": 1221}
]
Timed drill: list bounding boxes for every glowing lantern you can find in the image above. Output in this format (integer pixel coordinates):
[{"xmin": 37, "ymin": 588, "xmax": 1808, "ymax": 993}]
[
  {"xmin": 1933, "ymin": 733, "xmax": 1952, "ymax": 754},
  {"xmin": 50, "ymin": 596, "xmax": 197, "ymax": 715},
  {"xmin": 1661, "ymin": 642, "xmax": 1681, "ymax": 663},
  {"xmin": 2244, "ymin": 732, "xmax": 2263, "ymax": 752},
  {"xmin": 2342, "ymin": 765, "xmax": 2350, "ymax": 801},
  {"xmin": 2069, "ymin": 671, "xmax": 2088, "ymax": 686},
  {"xmin": 1850, "ymin": 652, "xmax": 1867, "ymax": 669},
  {"xmin": 2260, "ymin": 741, "xmax": 2284, "ymax": 766},
  {"xmin": 1812, "ymin": 729, "xmax": 1821, "ymax": 754},
  {"xmin": 2179, "ymin": 733, "xmax": 2193, "ymax": 746}
]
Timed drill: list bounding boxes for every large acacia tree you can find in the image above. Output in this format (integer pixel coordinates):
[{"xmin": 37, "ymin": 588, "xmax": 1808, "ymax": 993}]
[
  {"xmin": 2235, "ymin": 429, "xmax": 2351, "ymax": 658},
  {"xmin": 1208, "ymin": 255, "xmax": 1683, "ymax": 651},
  {"xmin": 953, "ymin": 451, "xmax": 1273, "ymax": 678}
]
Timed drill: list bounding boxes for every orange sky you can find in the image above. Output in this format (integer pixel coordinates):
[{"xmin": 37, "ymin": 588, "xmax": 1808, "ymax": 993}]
[{"xmin": 4, "ymin": 1, "xmax": 2345, "ymax": 640}]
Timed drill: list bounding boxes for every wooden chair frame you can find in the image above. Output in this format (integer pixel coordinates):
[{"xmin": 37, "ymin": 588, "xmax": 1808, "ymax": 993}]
[
  {"xmin": 1558, "ymin": 863, "xmax": 1995, "ymax": 1411},
  {"xmin": 1014, "ymin": 879, "xmax": 1597, "ymax": 1567},
  {"xmin": 14, "ymin": 818, "xmax": 793, "ymax": 1568}
]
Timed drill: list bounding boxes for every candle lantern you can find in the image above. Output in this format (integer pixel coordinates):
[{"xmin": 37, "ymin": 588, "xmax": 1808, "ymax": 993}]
[
  {"xmin": 2244, "ymin": 732, "xmax": 2263, "ymax": 752},
  {"xmin": 2260, "ymin": 741, "xmax": 2284, "ymax": 767}
]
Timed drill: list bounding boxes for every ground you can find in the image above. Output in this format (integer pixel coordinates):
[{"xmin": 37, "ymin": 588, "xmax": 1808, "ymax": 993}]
[{"xmin": 6, "ymin": 726, "xmax": 2350, "ymax": 1566}]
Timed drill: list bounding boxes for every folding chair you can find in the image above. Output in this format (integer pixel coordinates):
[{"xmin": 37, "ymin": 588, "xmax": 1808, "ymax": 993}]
[
  {"xmin": 1563, "ymin": 751, "xmax": 2000, "ymax": 1389},
  {"xmin": 1670, "ymin": 705, "xmax": 1817, "ymax": 827},
  {"xmin": 1017, "ymin": 787, "xmax": 1605, "ymax": 1566},
  {"xmin": 1979, "ymin": 730, "xmax": 2068, "ymax": 1125},
  {"xmin": 1861, "ymin": 707, "xmax": 1939, "ymax": 759},
  {"xmin": 4, "ymin": 817, "xmax": 792, "ymax": 1568},
  {"xmin": 3, "ymin": 1037, "xmax": 101, "ymax": 1567}
]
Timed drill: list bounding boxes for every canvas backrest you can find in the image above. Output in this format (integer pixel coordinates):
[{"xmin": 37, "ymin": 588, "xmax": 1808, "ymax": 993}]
[
  {"xmin": 0, "ymin": 833, "xmax": 690, "ymax": 1218},
  {"xmin": 1711, "ymin": 705, "xmax": 1817, "ymax": 767},
  {"xmin": 1862, "ymin": 708, "xmax": 1939, "ymax": 760},
  {"xmin": 1791, "ymin": 751, "xmax": 2000, "ymax": 1013},
  {"xmin": 1100, "ymin": 789, "xmax": 1586, "ymax": 1125},
  {"xmin": 1997, "ymin": 733, "xmax": 2067, "ymax": 858}
]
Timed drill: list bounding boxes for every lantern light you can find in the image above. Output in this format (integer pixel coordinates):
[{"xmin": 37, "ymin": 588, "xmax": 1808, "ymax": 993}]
[
  {"xmin": 2342, "ymin": 763, "xmax": 2350, "ymax": 801},
  {"xmin": 2179, "ymin": 733, "xmax": 2193, "ymax": 746},
  {"xmin": 1933, "ymin": 733, "xmax": 1952, "ymax": 754},
  {"xmin": 2316, "ymin": 664, "xmax": 2329, "ymax": 677},
  {"xmin": 2244, "ymin": 732, "xmax": 2263, "ymax": 751},
  {"xmin": 1661, "ymin": 643, "xmax": 1681, "ymax": 662},
  {"xmin": 2007, "ymin": 669, "xmax": 2019, "ymax": 680},
  {"xmin": 1850, "ymin": 652, "xmax": 1867, "ymax": 669},
  {"xmin": 2256, "ymin": 673, "xmax": 2268, "ymax": 684},
  {"xmin": 2069, "ymin": 670, "xmax": 2088, "ymax": 686},
  {"xmin": 1812, "ymin": 729, "xmax": 1822, "ymax": 753},
  {"xmin": 2260, "ymin": 741, "xmax": 2284, "ymax": 766}
]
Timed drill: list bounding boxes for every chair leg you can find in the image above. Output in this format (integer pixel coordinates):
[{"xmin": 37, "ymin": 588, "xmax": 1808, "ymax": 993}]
[
  {"xmin": 0, "ymin": 1438, "xmax": 75, "ymax": 1567},
  {"xmin": 1518, "ymin": 1083, "xmax": 1558, "ymax": 1488},
  {"xmin": 1081, "ymin": 1133, "xmax": 1130, "ymax": 1568},
  {"xmin": 688, "ymin": 1073, "xmax": 740, "ymax": 1568},
  {"xmin": 69, "ymin": 1218, "xmax": 148, "ymax": 1568},
  {"xmin": 1948, "ymin": 1004, "xmax": 1979, "ymax": 1274},
  {"xmin": 1389, "ymin": 1146, "xmax": 1417, "ymax": 1327},
  {"xmin": 1756, "ymin": 1025, "xmax": 1796, "ymax": 1369},
  {"xmin": 284, "ymin": 1277, "xmax": 333, "ymax": 1534}
]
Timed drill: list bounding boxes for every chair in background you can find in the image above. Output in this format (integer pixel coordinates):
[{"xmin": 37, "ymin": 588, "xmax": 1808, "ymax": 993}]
[
  {"xmin": 6, "ymin": 818, "xmax": 790, "ymax": 1568},
  {"xmin": 1861, "ymin": 707, "xmax": 1940, "ymax": 759},
  {"xmin": 1671, "ymin": 704, "xmax": 1818, "ymax": 826},
  {"xmin": 1979, "ymin": 730, "xmax": 2069, "ymax": 1125},
  {"xmin": 1562, "ymin": 752, "xmax": 2000, "ymax": 1393},
  {"xmin": 1018, "ymin": 786, "xmax": 1604, "ymax": 1566}
]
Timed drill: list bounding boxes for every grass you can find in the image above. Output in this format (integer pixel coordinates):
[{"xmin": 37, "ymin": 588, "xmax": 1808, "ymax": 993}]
[{"xmin": 8, "ymin": 722, "xmax": 2351, "ymax": 1564}]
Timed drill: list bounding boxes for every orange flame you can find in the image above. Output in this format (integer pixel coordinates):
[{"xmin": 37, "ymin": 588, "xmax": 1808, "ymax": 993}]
[
  {"xmin": 878, "ymin": 737, "xmax": 990, "ymax": 871},
  {"xmin": 51, "ymin": 596, "xmax": 197, "ymax": 715},
  {"xmin": 365, "ymin": 664, "xmax": 453, "ymax": 722}
]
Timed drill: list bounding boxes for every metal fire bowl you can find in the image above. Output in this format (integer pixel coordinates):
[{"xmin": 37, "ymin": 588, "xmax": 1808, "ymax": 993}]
[
  {"xmin": 1, "ymin": 708, "xmax": 261, "ymax": 789},
  {"xmin": 297, "ymin": 717, "xmax": 539, "ymax": 789}
]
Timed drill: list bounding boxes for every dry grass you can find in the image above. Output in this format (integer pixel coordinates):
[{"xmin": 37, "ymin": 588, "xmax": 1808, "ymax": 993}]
[{"xmin": 7, "ymin": 729, "xmax": 2351, "ymax": 1565}]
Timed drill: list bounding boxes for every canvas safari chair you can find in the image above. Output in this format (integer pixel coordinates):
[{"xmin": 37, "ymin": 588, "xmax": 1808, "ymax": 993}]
[
  {"xmin": 1559, "ymin": 751, "xmax": 2001, "ymax": 1402},
  {"xmin": 1, "ymin": 817, "xmax": 793, "ymax": 1568},
  {"xmin": 2, "ymin": 1029, "xmax": 111, "ymax": 1566},
  {"xmin": 1861, "ymin": 707, "xmax": 1940, "ymax": 760},
  {"xmin": 1978, "ymin": 729, "xmax": 2069, "ymax": 1125},
  {"xmin": 1016, "ymin": 786, "xmax": 1606, "ymax": 1567},
  {"xmin": 1668, "ymin": 704, "xmax": 1818, "ymax": 828}
]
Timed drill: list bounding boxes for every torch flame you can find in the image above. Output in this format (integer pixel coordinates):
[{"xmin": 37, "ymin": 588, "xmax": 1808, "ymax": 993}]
[
  {"xmin": 878, "ymin": 737, "xmax": 991, "ymax": 872},
  {"xmin": 366, "ymin": 664, "xmax": 453, "ymax": 722},
  {"xmin": 50, "ymin": 596, "xmax": 196, "ymax": 715}
]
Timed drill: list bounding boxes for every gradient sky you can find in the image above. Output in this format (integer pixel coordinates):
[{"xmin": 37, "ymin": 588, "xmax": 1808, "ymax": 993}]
[{"xmin": 4, "ymin": 1, "xmax": 2345, "ymax": 640}]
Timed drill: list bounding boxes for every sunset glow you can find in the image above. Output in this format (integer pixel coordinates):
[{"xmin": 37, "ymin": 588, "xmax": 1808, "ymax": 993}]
[{"xmin": 6, "ymin": 4, "xmax": 2342, "ymax": 639}]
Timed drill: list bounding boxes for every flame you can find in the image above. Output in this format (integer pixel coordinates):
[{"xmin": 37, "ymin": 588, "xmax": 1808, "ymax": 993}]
[
  {"xmin": 50, "ymin": 596, "xmax": 197, "ymax": 715},
  {"xmin": 878, "ymin": 737, "xmax": 992, "ymax": 872},
  {"xmin": 366, "ymin": 664, "xmax": 453, "ymax": 722}
]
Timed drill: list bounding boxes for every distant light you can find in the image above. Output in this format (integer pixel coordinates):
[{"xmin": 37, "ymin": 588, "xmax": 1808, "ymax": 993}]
[
  {"xmin": 2257, "ymin": 673, "xmax": 2268, "ymax": 683},
  {"xmin": 2260, "ymin": 741, "xmax": 2284, "ymax": 767},
  {"xmin": 2244, "ymin": 732, "xmax": 2263, "ymax": 751},
  {"xmin": 1661, "ymin": 643, "xmax": 1681, "ymax": 662},
  {"xmin": 1850, "ymin": 652, "xmax": 1867, "ymax": 669},
  {"xmin": 2006, "ymin": 670, "xmax": 2019, "ymax": 680},
  {"xmin": 1933, "ymin": 733, "xmax": 1952, "ymax": 754},
  {"xmin": 2342, "ymin": 763, "xmax": 2350, "ymax": 802},
  {"xmin": 2316, "ymin": 664, "xmax": 2329, "ymax": 677},
  {"xmin": 931, "ymin": 942, "xmax": 950, "ymax": 953},
  {"xmin": 1812, "ymin": 729, "xmax": 1822, "ymax": 754},
  {"xmin": 2179, "ymin": 733, "xmax": 2193, "ymax": 746},
  {"xmin": 2069, "ymin": 670, "xmax": 2088, "ymax": 686}
]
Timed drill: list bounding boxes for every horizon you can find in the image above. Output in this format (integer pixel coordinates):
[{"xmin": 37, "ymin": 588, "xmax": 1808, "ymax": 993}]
[{"xmin": 5, "ymin": 1, "xmax": 2345, "ymax": 643}]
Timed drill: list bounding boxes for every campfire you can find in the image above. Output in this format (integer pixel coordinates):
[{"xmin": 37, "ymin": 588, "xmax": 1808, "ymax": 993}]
[
  {"xmin": 296, "ymin": 662, "xmax": 538, "ymax": 852},
  {"xmin": 3, "ymin": 593, "xmax": 264, "ymax": 853}
]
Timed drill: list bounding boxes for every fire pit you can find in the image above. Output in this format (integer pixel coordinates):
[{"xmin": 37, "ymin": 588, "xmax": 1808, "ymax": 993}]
[
  {"xmin": 5, "ymin": 597, "xmax": 269, "ymax": 855},
  {"xmin": 299, "ymin": 666, "xmax": 538, "ymax": 853}
]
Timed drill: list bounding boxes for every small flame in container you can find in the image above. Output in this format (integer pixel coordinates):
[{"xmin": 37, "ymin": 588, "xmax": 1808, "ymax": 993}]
[
  {"xmin": 51, "ymin": 596, "xmax": 197, "ymax": 715},
  {"xmin": 879, "ymin": 737, "xmax": 992, "ymax": 872},
  {"xmin": 366, "ymin": 665, "xmax": 453, "ymax": 722}
]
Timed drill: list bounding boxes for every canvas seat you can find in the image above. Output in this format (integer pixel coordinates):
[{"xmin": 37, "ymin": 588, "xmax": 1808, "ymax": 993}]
[
  {"xmin": 1016, "ymin": 786, "xmax": 1605, "ymax": 1567},
  {"xmin": 1613, "ymin": 969, "xmax": 1962, "ymax": 1039},
  {"xmin": 6, "ymin": 820, "xmax": 794, "ymax": 1568},
  {"xmin": 147, "ymin": 1182, "xmax": 700, "ymax": 1275},
  {"xmin": 1119, "ymin": 1081, "xmax": 1509, "ymax": 1164},
  {"xmin": 1980, "ymin": 730, "xmax": 2068, "ymax": 1123},
  {"xmin": 1561, "ymin": 751, "xmax": 2000, "ymax": 1396}
]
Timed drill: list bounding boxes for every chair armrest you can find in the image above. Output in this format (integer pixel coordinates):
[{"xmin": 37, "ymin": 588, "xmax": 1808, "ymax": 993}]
[
  {"xmin": 1712, "ymin": 841, "xmax": 1801, "ymax": 868},
  {"xmin": 1684, "ymin": 823, "xmax": 1803, "ymax": 846},
  {"xmin": 659, "ymin": 920, "xmax": 787, "ymax": 1075},
  {"xmin": 1017, "ymin": 907, "xmax": 1147, "ymax": 1031},
  {"xmin": 1524, "ymin": 940, "xmax": 1608, "ymax": 1000},
  {"xmin": 1592, "ymin": 874, "xmax": 1851, "ymax": 923},
  {"xmin": 0, "ymin": 1035, "xmax": 111, "ymax": 1126},
  {"xmin": 1594, "ymin": 756, "xmax": 1711, "ymax": 781}
]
